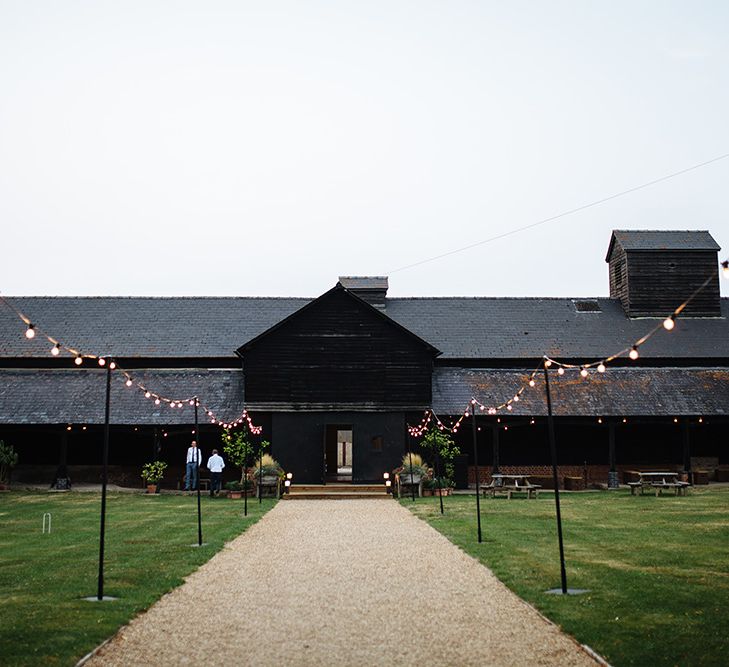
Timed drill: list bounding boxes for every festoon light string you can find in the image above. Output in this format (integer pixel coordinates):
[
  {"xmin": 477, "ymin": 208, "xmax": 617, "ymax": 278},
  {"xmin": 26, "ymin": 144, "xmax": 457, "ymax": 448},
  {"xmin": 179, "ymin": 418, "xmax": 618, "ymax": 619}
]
[
  {"xmin": 407, "ymin": 260, "xmax": 729, "ymax": 434},
  {"xmin": 0, "ymin": 294, "xmax": 262, "ymax": 432},
  {"xmin": 3, "ymin": 258, "xmax": 727, "ymax": 436}
]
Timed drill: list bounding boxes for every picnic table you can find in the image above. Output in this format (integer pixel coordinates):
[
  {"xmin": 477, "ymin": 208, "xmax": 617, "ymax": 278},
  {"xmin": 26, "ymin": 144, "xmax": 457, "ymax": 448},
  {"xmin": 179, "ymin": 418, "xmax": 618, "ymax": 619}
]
[
  {"xmin": 627, "ymin": 471, "xmax": 690, "ymax": 497},
  {"xmin": 482, "ymin": 474, "xmax": 541, "ymax": 499}
]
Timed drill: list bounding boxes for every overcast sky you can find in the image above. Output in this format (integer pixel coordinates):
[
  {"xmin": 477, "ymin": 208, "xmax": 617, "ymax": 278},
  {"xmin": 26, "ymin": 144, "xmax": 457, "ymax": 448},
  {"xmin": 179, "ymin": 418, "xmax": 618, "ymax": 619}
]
[{"xmin": 1, "ymin": 1, "xmax": 727, "ymax": 298}]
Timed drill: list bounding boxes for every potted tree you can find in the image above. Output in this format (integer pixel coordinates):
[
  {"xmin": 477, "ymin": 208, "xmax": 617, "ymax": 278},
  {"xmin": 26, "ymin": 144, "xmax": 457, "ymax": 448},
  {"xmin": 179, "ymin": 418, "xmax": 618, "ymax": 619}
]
[
  {"xmin": 222, "ymin": 429, "xmax": 261, "ymax": 498},
  {"xmin": 141, "ymin": 461, "xmax": 167, "ymax": 494},
  {"xmin": 0, "ymin": 440, "xmax": 18, "ymax": 491},
  {"xmin": 225, "ymin": 480, "xmax": 243, "ymax": 499},
  {"xmin": 420, "ymin": 427, "xmax": 460, "ymax": 496}
]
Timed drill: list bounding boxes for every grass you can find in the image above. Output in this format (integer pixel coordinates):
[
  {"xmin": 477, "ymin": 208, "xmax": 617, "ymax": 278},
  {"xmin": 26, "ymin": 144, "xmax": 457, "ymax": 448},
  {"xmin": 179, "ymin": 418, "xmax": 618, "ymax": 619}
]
[
  {"xmin": 404, "ymin": 487, "xmax": 729, "ymax": 667},
  {"xmin": 0, "ymin": 491, "xmax": 275, "ymax": 666}
]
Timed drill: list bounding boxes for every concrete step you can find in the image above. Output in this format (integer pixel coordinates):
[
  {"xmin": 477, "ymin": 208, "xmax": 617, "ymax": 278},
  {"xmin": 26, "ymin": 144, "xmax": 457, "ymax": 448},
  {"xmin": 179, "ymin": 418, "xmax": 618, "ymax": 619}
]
[
  {"xmin": 291, "ymin": 484, "xmax": 384, "ymax": 493},
  {"xmin": 283, "ymin": 491, "xmax": 390, "ymax": 500}
]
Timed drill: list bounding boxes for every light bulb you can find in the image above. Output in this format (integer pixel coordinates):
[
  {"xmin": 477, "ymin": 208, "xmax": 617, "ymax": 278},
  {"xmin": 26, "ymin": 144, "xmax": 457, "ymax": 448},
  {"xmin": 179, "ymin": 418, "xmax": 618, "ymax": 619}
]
[
  {"xmin": 529, "ymin": 379, "xmax": 535, "ymax": 387},
  {"xmin": 75, "ymin": 356, "xmax": 83, "ymax": 365},
  {"xmin": 513, "ymin": 395, "xmax": 519, "ymax": 402},
  {"xmin": 507, "ymin": 404, "xmax": 513, "ymax": 411},
  {"xmin": 51, "ymin": 344, "xmax": 60, "ymax": 356},
  {"xmin": 629, "ymin": 346, "xmax": 639, "ymax": 360},
  {"xmin": 109, "ymin": 361, "xmax": 116, "ymax": 369},
  {"xmin": 663, "ymin": 317, "xmax": 675, "ymax": 331},
  {"xmin": 125, "ymin": 378, "xmax": 133, "ymax": 387},
  {"xmin": 580, "ymin": 367, "xmax": 588, "ymax": 378},
  {"xmin": 98, "ymin": 358, "xmax": 106, "ymax": 366},
  {"xmin": 155, "ymin": 398, "xmax": 161, "ymax": 405},
  {"xmin": 597, "ymin": 363, "xmax": 606, "ymax": 373},
  {"xmin": 557, "ymin": 367, "xmax": 565, "ymax": 375},
  {"xmin": 145, "ymin": 391, "xmax": 151, "ymax": 398},
  {"xmin": 544, "ymin": 359, "xmax": 552, "ymax": 367},
  {"xmin": 25, "ymin": 324, "xmax": 35, "ymax": 339}
]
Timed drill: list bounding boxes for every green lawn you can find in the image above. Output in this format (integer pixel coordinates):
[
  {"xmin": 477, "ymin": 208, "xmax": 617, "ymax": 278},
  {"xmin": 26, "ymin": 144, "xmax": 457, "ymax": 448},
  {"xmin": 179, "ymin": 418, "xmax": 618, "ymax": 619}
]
[
  {"xmin": 405, "ymin": 487, "xmax": 729, "ymax": 667},
  {"xmin": 0, "ymin": 491, "xmax": 275, "ymax": 666}
]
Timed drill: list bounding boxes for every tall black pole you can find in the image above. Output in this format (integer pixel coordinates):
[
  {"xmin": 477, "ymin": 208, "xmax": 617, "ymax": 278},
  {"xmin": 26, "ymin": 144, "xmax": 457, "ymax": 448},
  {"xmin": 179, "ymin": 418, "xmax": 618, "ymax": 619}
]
[
  {"xmin": 258, "ymin": 429, "xmax": 263, "ymax": 504},
  {"xmin": 407, "ymin": 429, "xmax": 416, "ymax": 501},
  {"xmin": 543, "ymin": 361, "xmax": 568, "ymax": 595},
  {"xmin": 194, "ymin": 400, "xmax": 203, "ymax": 546},
  {"xmin": 97, "ymin": 365, "xmax": 111, "ymax": 600},
  {"xmin": 471, "ymin": 408, "xmax": 482, "ymax": 543},
  {"xmin": 434, "ymin": 438, "xmax": 444, "ymax": 514},
  {"xmin": 243, "ymin": 455, "xmax": 249, "ymax": 517},
  {"xmin": 491, "ymin": 423, "xmax": 500, "ymax": 474}
]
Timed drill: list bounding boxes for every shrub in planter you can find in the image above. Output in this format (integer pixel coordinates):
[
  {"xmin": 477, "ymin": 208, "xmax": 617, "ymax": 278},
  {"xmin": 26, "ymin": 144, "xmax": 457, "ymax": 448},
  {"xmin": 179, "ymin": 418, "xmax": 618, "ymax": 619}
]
[{"xmin": 141, "ymin": 460, "xmax": 167, "ymax": 493}]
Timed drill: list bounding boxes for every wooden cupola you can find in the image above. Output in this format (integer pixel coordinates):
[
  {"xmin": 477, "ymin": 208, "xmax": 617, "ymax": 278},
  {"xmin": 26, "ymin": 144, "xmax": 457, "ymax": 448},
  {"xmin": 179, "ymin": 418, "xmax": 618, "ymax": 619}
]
[
  {"xmin": 605, "ymin": 230, "xmax": 721, "ymax": 317},
  {"xmin": 338, "ymin": 276, "xmax": 388, "ymax": 309}
]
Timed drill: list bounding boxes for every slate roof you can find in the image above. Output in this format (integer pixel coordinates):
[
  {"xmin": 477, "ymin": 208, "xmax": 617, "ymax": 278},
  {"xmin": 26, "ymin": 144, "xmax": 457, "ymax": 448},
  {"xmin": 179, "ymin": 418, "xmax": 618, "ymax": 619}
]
[
  {"xmin": 2, "ymin": 295, "xmax": 729, "ymax": 361},
  {"xmin": 0, "ymin": 369, "xmax": 244, "ymax": 425},
  {"xmin": 606, "ymin": 230, "xmax": 721, "ymax": 261},
  {"xmin": 432, "ymin": 367, "xmax": 729, "ymax": 416}
]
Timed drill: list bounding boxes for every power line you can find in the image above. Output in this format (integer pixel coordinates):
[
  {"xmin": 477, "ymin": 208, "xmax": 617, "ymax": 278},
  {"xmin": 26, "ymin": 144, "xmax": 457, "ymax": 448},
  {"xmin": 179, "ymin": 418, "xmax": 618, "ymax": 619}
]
[{"xmin": 388, "ymin": 152, "xmax": 729, "ymax": 275}]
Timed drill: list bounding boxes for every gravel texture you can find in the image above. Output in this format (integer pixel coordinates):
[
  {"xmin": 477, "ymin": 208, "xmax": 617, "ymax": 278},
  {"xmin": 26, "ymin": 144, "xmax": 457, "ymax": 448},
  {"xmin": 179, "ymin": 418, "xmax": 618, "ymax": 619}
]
[{"xmin": 87, "ymin": 500, "xmax": 596, "ymax": 666}]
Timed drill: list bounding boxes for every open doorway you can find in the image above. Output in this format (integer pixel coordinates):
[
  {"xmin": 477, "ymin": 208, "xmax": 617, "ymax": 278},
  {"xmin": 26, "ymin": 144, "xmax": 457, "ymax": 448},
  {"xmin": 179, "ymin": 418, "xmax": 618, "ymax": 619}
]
[{"xmin": 324, "ymin": 425, "xmax": 352, "ymax": 482}]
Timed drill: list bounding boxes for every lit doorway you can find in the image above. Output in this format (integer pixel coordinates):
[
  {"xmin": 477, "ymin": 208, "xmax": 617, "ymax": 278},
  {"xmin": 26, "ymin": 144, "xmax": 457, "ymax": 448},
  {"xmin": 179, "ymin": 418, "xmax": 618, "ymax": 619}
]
[{"xmin": 324, "ymin": 425, "xmax": 352, "ymax": 482}]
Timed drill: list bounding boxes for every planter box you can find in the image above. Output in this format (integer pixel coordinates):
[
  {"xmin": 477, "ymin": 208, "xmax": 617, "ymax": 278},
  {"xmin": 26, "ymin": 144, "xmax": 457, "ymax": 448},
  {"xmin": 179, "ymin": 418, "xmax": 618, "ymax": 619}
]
[
  {"xmin": 692, "ymin": 470, "xmax": 710, "ymax": 485},
  {"xmin": 564, "ymin": 476, "xmax": 584, "ymax": 491},
  {"xmin": 433, "ymin": 487, "xmax": 452, "ymax": 496}
]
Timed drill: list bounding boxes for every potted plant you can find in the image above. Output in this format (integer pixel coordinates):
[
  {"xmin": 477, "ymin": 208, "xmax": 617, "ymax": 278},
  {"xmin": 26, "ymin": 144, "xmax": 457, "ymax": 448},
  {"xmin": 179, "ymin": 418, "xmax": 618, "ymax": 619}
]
[
  {"xmin": 395, "ymin": 453, "xmax": 430, "ymax": 497},
  {"xmin": 225, "ymin": 480, "xmax": 243, "ymax": 499},
  {"xmin": 420, "ymin": 427, "xmax": 460, "ymax": 492},
  {"xmin": 0, "ymin": 440, "xmax": 18, "ymax": 491},
  {"xmin": 141, "ymin": 460, "xmax": 167, "ymax": 494},
  {"xmin": 222, "ymin": 429, "xmax": 264, "ymax": 496},
  {"xmin": 254, "ymin": 452, "xmax": 285, "ymax": 497}
]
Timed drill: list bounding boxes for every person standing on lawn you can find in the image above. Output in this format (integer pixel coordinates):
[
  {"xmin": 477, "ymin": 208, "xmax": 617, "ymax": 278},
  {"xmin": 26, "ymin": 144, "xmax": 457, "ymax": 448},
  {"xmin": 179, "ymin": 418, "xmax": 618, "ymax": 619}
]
[
  {"xmin": 185, "ymin": 440, "xmax": 202, "ymax": 491},
  {"xmin": 206, "ymin": 449, "xmax": 225, "ymax": 497}
]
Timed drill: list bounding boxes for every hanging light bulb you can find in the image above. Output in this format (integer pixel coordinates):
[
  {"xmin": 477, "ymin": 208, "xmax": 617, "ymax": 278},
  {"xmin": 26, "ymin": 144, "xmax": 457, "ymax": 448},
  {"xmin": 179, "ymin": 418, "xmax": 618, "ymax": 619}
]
[
  {"xmin": 51, "ymin": 343, "xmax": 60, "ymax": 356},
  {"xmin": 125, "ymin": 378, "xmax": 133, "ymax": 387},
  {"xmin": 529, "ymin": 379, "xmax": 535, "ymax": 387},
  {"xmin": 629, "ymin": 346, "xmax": 639, "ymax": 360},
  {"xmin": 663, "ymin": 316, "xmax": 675, "ymax": 331},
  {"xmin": 513, "ymin": 395, "xmax": 519, "ymax": 402},
  {"xmin": 145, "ymin": 391, "xmax": 151, "ymax": 398},
  {"xmin": 557, "ymin": 367, "xmax": 565, "ymax": 375},
  {"xmin": 580, "ymin": 367, "xmax": 588, "ymax": 378},
  {"xmin": 155, "ymin": 398, "xmax": 161, "ymax": 405},
  {"xmin": 74, "ymin": 355, "xmax": 83, "ymax": 365},
  {"xmin": 506, "ymin": 404, "xmax": 513, "ymax": 411},
  {"xmin": 25, "ymin": 324, "xmax": 36, "ymax": 339},
  {"xmin": 98, "ymin": 358, "xmax": 106, "ymax": 366},
  {"xmin": 109, "ymin": 361, "xmax": 116, "ymax": 370},
  {"xmin": 597, "ymin": 363, "xmax": 606, "ymax": 373},
  {"xmin": 544, "ymin": 359, "xmax": 552, "ymax": 367}
]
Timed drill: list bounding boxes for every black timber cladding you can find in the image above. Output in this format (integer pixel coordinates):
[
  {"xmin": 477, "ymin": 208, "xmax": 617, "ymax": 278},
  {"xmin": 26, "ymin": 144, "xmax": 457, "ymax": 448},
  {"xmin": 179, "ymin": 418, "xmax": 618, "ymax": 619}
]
[
  {"xmin": 237, "ymin": 285, "xmax": 439, "ymax": 410},
  {"xmin": 606, "ymin": 230, "xmax": 721, "ymax": 317}
]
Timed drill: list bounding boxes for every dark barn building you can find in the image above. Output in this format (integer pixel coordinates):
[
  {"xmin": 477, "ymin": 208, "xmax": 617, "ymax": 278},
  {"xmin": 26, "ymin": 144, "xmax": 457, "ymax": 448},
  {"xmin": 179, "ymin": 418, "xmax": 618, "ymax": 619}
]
[{"xmin": 0, "ymin": 230, "xmax": 727, "ymax": 488}]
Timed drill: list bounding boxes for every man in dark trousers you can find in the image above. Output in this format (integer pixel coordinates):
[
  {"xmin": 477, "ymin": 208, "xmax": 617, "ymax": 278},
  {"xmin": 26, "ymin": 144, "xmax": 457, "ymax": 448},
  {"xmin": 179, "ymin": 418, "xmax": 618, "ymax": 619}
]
[
  {"xmin": 185, "ymin": 440, "xmax": 202, "ymax": 491},
  {"xmin": 206, "ymin": 449, "xmax": 225, "ymax": 497}
]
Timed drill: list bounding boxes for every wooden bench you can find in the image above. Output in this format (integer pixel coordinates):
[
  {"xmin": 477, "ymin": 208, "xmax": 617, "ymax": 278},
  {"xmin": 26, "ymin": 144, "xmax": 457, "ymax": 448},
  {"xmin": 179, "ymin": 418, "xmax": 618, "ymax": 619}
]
[
  {"xmin": 482, "ymin": 474, "xmax": 541, "ymax": 499},
  {"xmin": 629, "ymin": 472, "xmax": 690, "ymax": 497}
]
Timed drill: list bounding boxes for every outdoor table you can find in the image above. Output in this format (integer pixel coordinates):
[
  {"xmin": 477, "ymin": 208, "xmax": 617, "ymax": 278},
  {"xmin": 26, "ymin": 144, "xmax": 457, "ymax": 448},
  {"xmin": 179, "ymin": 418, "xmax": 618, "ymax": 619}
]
[
  {"xmin": 627, "ymin": 471, "xmax": 690, "ymax": 497},
  {"xmin": 483, "ymin": 474, "xmax": 541, "ymax": 499}
]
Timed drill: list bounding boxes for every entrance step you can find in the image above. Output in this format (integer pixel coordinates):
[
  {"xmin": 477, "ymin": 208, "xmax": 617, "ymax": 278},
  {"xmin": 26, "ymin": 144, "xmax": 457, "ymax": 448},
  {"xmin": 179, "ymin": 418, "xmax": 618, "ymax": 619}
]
[{"xmin": 284, "ymin": 483, "xmax": 390, "ymax": 500}]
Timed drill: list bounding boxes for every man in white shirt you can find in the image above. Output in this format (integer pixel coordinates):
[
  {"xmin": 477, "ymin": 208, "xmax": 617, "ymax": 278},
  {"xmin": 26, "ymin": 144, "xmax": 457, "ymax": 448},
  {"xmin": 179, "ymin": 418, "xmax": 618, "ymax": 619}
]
[
  {"xmin": 206, "ymin": 449, "xmax": 225, "ymax": 497},
  {"xmin": 185, "ymin": 440, "xmax": 202, "ymax": 491}
]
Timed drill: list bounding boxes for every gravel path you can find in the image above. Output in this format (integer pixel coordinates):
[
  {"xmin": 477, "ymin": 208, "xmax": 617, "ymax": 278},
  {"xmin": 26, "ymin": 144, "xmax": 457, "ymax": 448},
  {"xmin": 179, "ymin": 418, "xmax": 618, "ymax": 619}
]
[{"xmin": 86, "ymin": 500, "xmax": 596, "ymax": 666}]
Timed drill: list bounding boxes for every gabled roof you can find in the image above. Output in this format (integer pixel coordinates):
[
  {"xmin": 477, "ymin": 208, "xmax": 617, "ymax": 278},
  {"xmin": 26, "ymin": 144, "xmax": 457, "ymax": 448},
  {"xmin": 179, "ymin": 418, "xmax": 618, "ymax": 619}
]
[
  {"xmin": 2, "ymin": 295, "xmax": 728, "ymax": 361},
  {"xmin": 432, "ymin": 367, "xmax": 729, "ymax": 416},
  {"xmin": 235, "ymin": 284, "xmax": 441, "ymax": 356},
  {"xmin": 606, "ymin": 230, "xmax": 720, "ymax": 262}
]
